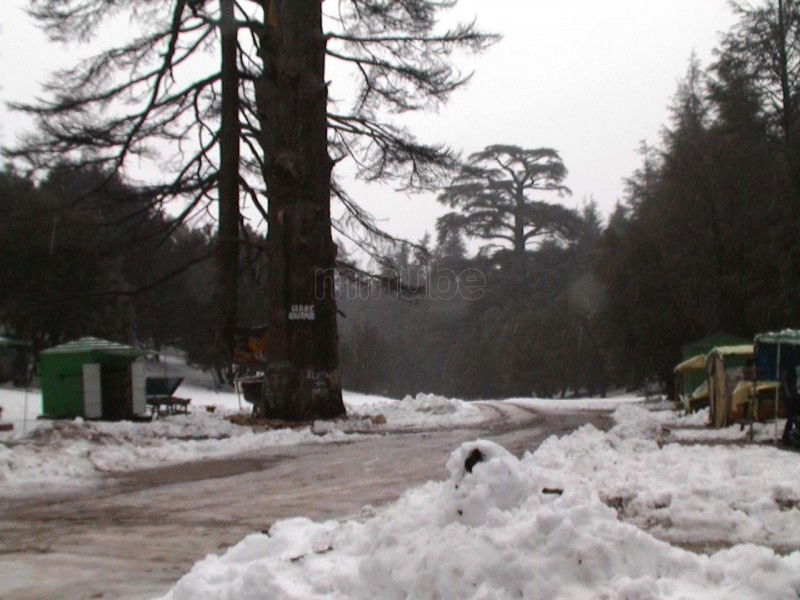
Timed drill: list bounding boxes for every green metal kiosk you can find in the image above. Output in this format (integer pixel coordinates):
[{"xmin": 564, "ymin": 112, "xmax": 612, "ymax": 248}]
[{"xmin": 39, "ymin": 337, "xmax": 146, "ymax": 420}]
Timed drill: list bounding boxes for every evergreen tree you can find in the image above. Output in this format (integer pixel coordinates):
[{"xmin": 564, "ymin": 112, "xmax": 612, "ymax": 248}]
[
  {"xmin": 7, "ymin": 0, "xmax": 495, "ymax": 418},
  {"xmin": 437, "ymin": 145, "xmax": 578, "ymax": 258}
]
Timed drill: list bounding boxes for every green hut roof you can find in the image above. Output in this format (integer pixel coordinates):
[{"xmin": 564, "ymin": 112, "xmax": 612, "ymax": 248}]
[{"xmin": 41, "ymin": 336, "xmax": 142, "ymax": 356}]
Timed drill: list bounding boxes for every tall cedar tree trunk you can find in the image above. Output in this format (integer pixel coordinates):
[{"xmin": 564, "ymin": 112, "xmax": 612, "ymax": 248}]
[
  {"xmin": 216, "ymin": 0, "xmax": 240, "ymax": 367},
  {"xmin": 255, "ymin": 0, "xmax": 346, "ymax": 420},
  {"xmin": 513, "ymin": 189, "xmax": 525, "ymax": 256},
  {"xmin": 777, "ymin": 0, "xmax": 793, "ymax": 147}
]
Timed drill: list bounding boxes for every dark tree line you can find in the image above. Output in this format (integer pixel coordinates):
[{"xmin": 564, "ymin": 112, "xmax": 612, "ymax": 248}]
[
  {"xmin": 338, "ymin": 0, "xmax": 800, "ymax": 399},
  {"xmin": 600, "ymin": 0, "xmax": 799, "ymax": 388},
  {"xmin": 0, "ymin": 165, "xmax": 268, "ymax": 376},
  {"xmin": 337, "ymin": 200, "xmax": 609, "ymax": 398}
]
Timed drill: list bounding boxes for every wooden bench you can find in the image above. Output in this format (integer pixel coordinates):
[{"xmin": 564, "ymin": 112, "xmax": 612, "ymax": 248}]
[
  {"xmin": 146, "ymin": 396, "xmax": 191, "ymax": 416},
  {"xmin": 146, "ymin": 377, "xmax": 190, "ymax": 416}
]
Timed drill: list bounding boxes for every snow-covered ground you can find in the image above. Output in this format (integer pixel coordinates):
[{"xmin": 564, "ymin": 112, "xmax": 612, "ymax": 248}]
[
  {"xmin": 507, "ymin": 394, "xmax": 645, "ymax": 412},
  {"xmin": 0, "ymin": 380, "xmax": 648, "ymax": 498},
  {"xmin": 0, "ymin": 406, "xmax": 352, "ymax": 498},
  {"xmin": 333, "ymin": 391, "xmax": 646, "ymax": 433},
  {"xmin": 323, "ymin": 391, "xmax": 487, "ymax": 432},
  {"xmin": 608, "ymin": 404, "xmax": 787, "ymax": 444},
  {"xmin": 160, "ymin": 404, "xmax": 800, "ymax": 600},
  {"xmin": 539, "ymin": 405, "xmax": 800, "ymax": 549},
  {"xmin": 0, "ymin": 386, "xmax": 500, "ymax": 497},
  {"xmin": 4, "ymin": 379, "xmax": 799, "ymax": 598}
]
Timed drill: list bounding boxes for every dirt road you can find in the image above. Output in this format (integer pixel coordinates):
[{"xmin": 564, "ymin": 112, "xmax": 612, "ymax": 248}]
[{"xmin": 0, "ymin": 403, "xmax": 609, "ymax": 600}]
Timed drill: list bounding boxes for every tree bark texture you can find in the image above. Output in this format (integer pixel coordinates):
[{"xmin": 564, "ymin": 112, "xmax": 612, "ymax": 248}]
[{"xmin": 216, "ymin": 0, "xmax": 241, "ymax": 365}]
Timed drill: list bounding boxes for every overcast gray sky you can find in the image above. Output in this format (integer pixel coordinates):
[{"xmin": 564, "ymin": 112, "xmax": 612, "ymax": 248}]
[{"xmin": 1, "ymin": 0, "xmax": 738, "ymax": 245}]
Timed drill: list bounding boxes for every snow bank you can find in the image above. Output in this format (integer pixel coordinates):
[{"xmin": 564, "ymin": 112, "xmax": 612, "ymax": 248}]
[
  {"xmin": 0, "ymin": 412, "xmax": 352, "ymax": 498},
  {"xmin": 610, "ymin": 404, "xmax": 788, "ymax": 444},
  {"xmin": 161, "ymin": 437, "xmax": 800, "ymax": 600},
  {"xmin": 506, "ymin": 394, "xmax": 644, "ymax": 412},
  {"xmin": 176, "ymin": 387, "xmax": 487, "ymax": 430},
  {"xmin": 659, "ymin": 407, "xmax": 787, "ymax": 444},
  {"xmin": 526, "ymin": 405, "xmax": 800, "ymax": 548},
  {"xmin": 0, "ymin": 387, "xmax": 490, "ymax": 497},
  {"xmin": 339, "ymin": 392, "xmax": 485, "ymax": 430},
  {"xmin": 607, "ymin": 402, "xmax": 673, "ymax": 438}
]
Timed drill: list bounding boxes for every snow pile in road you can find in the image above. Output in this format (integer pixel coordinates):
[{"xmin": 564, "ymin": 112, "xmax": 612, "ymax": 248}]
[
  {"xmin": 161, "ymin": 428, "xmax": 800, "ymax": 600},
  {"xmin": 607, "ymin": 403, "xmax": 675, "ymax": 439},
  {"xmin": 0, "ymin": 412, "xmax": 352, "ymax": 497},
  {"xmin": 340, "ymin": 392, "xmax": 485, "ymax": 430}
]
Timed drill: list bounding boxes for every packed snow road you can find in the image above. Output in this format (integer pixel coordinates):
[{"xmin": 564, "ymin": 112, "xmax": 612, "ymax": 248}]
[{"xmin": 0, "ymin": 402, "xmax": 609, "ymax": 600}]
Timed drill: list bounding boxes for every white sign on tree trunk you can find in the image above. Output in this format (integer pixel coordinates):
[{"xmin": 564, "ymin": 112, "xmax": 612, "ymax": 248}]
[{"xmin": 82, "ymin": 363, "xmax": 102, "ymax": 419}]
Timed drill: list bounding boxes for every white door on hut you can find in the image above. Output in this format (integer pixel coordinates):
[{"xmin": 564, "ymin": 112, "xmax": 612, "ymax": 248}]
[
  {"xmin": 131, "ymin": 359, "xmax": 147, "ymax": 415},
  {"xmin": 82, "ymin": 363, "xmax": 102, "ymax": 419}
]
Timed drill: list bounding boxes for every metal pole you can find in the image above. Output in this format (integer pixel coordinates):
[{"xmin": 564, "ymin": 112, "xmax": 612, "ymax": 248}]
[
  {"xmin": 774, "ymin": 343, "xmax": 781, "ymax": 444},
  {"xmin": 23, "ymin": 384, "xmax": 29, "ymax": 434}
]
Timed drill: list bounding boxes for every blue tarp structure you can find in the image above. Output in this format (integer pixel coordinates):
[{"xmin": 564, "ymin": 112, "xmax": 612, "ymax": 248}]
[
  {"xmin": 755, "ymin": 329, "xmax": 800, "ymax": 381},
  {"xmin": 754, "ymin": 329, "xmax": 800, "ymax": 443}
]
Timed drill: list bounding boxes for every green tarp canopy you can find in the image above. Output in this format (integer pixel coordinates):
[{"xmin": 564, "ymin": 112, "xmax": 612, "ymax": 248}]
[
  {"xmin": 682, "ymin": 333, "xmax": 749, "ymax": 359},
  {"xmin": 754, "ymin": 329, "xmax": 800, "ymax": 346}
]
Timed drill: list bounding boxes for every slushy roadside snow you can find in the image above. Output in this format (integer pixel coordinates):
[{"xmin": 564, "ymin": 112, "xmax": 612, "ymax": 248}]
[
  {"xmin": 0, "ymin": 387, "xmax": 491, "ymax": 496},
  {"xmin": 0, "ymin": 384, "xmax": 644, "ymax": 497},
  {"xmin": 159, "ymin": 405, "xmax": 800, "ymax": 600},
  {"xmin": 0, "ymin": 407, "xmax": 353, "ymax": 498},
  {"xmin": 506, "ymin": 395, "xmax": 645, "ymax": 412},
  {"xmin": 319, "ymin": 391, "xmax": 487, "ymax": 431},
  {"xmin": 0, "ymin": 385, "xmax": 342, "ymax": 497}
]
